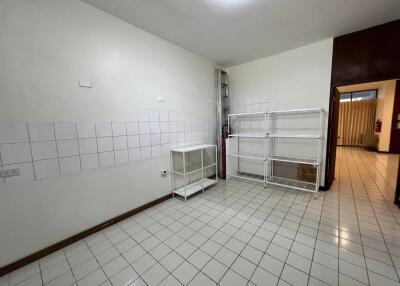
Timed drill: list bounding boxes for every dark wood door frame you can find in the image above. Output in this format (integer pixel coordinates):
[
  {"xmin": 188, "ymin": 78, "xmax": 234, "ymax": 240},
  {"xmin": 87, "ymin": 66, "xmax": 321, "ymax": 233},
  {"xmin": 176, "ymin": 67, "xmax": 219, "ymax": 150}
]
[
  {"xmin": 390, "ymin": 81, "xmax": 400, "ymax": 154},
  {"xmin": 324, "ymin": 19, "xmax": 400, "ymax": 191}
]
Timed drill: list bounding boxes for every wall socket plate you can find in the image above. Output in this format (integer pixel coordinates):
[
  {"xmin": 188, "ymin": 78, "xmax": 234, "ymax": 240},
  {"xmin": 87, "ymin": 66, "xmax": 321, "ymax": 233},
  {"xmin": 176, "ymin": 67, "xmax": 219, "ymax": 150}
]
[{"xmin": 0, "ymin": 168, "xmax": 20, "ymax": 178}]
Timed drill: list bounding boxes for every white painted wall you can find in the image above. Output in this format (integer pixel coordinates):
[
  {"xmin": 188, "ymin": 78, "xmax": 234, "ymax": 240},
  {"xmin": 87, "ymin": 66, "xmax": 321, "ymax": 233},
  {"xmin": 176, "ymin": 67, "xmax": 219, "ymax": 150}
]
[
  {"xmin": 226, "ymin": 39, "xmax": 334, "ymax": 186},
  {"xmin": 0, "ymin": 0, "xmax": 216, "ymax": 267}
]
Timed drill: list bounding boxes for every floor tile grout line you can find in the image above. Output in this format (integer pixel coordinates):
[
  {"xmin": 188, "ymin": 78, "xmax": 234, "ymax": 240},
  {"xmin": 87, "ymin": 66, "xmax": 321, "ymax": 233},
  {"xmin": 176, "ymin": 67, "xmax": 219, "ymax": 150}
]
[
  {"xmin": 351, "ymin": 148, "xmax": 400, "ymax": 282},
  {"xmin": 358, "ymin": 149, "xmax": 400, "ymax": 227},
  {"xmin": 307, "ymin": 179, "xmax": 330, "ymax": 286},
  {"xmin": 61, "ymin": 249, "xmax": 78, "ymax": 286},
  {"xmin": 99, "ymin": 182, "xmax": 258, "ymax": 286},
  {"xmin": 248, "ymin": 189, "xmax": 313, "ymax": 285},
  {"xmin": 181, "ymin": 182, "xmax": 271, "ymax": 285},
  {"xmin": 81, "ymin": 237, "xmax": 112, "ymax": 285},
  {"xmin": 341, "ymin": 147, "xmax": 371, "ymax": 285}
]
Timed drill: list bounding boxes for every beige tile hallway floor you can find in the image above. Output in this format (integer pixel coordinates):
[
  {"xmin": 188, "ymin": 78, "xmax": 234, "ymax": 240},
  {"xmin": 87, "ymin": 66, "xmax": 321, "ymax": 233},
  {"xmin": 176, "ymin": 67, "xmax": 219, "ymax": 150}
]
[{"xmin": 1, "ymin": 146, "xmax": 400, "ymax": 286}]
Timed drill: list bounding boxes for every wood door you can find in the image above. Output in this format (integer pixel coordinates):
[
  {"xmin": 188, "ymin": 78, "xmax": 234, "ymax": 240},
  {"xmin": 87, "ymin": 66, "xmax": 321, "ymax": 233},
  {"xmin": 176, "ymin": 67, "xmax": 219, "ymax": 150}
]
[
  {"xmin": 325, "ymin": 88, "xmax": 341, "ymax": 188},
  {"xmin": 390, "ymin": 80, "xmax": 400, "ymax": 154}
]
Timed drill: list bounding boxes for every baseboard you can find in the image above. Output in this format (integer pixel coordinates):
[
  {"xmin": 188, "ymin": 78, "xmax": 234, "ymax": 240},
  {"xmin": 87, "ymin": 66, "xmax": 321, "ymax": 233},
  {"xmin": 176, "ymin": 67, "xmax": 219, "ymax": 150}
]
[{"xmin": 0, "ymin": 193, "xmax": 173, "ymax": 277}]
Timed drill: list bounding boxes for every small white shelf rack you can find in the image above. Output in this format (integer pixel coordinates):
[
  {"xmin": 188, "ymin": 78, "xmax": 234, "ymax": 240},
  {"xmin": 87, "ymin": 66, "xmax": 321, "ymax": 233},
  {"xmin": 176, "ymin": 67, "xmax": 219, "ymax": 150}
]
[
  {"xmin": 170, "ymin": 144, "xmax": 217, "ymax": 202},
  {"xmin": 227, "ymin": 108, "xmax": 324, "ymax": 196}
]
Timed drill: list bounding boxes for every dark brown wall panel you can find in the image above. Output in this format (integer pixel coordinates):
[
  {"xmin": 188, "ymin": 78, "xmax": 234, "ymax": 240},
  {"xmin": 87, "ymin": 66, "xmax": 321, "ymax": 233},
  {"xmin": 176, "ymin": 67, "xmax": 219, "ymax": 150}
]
[
  {"xmin": 326, "ymin": 19, "xmax": 400, "ymax": 189},
  {"xmin": 331, "ymin": 20, "xmax": 400, "ymax": 87}
]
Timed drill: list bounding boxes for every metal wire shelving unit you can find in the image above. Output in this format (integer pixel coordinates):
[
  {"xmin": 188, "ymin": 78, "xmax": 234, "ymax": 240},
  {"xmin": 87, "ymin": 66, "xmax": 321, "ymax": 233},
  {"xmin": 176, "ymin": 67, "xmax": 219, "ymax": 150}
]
[
  {"xmin": 171, "ymin": 144, "xmax": 217, "ymax": 202},
  {"xmin": 227, "ymin": 108, "xmax": 324, "ymax": 197}
]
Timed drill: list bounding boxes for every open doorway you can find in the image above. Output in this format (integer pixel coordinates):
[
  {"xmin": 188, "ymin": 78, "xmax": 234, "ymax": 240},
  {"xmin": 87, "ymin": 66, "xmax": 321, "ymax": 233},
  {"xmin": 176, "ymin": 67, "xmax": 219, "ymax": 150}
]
[{"xmin": 333, "ymin": 79, "xmax": 400, "ymax": 205}]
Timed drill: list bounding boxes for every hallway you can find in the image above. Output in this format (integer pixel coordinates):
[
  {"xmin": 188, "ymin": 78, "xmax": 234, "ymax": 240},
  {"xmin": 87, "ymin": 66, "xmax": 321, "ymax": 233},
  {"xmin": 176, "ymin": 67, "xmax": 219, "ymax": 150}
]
[{"xmin": 328, "ymin": 146, "xmax": 400, "ymax": 284}]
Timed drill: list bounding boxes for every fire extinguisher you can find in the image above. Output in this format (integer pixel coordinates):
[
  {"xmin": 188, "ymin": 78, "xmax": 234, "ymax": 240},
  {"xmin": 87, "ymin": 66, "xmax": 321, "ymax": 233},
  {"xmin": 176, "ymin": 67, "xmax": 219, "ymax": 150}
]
[
  {"xmin": 220, "ymin": 123, "xmax": 231, "ymax": 178},
  {"xmin": 375, "ymin": 119, "xmax": 382, "ymax": 133}
]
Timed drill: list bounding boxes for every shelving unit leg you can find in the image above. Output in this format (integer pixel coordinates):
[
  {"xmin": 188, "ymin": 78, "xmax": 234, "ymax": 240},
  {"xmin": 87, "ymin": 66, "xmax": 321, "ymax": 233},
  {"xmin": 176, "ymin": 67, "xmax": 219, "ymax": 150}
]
[
  {"xmin": 215, "ymin": 146, "xmax": 218, "ymax": 183},
  {"xmin": 171, "ymin": 152, "xmax": 175, "ymax": 197},
  {"xmin": 201, "ymin": 149, "xmax": 204, "ymax": 192},
  {"xmin": 183, "ymin": 152, "xmax": 187, "ymax": 203}
]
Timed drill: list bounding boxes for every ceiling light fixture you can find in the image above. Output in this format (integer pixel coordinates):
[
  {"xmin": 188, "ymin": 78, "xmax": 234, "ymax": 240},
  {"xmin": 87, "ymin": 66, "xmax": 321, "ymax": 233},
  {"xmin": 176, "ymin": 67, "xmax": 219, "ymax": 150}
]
[{"xmin": 206, "ymin": 0, "xmax": 253, "ymax": 10}]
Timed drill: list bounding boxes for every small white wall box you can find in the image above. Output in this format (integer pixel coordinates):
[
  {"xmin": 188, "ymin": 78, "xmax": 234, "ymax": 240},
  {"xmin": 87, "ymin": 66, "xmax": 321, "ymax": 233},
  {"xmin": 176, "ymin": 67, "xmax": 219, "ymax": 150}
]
[
  {"xmin": 170, "ymin": 144, "xmax": 217, "ymax": 202},
  {"xmin": 79, "ymin": 80, "xmax": 92, "ymax": 88},
  {"xmin": 0, "ymin": 168, "xmax": 20, "ymax": 178},
  {"xmin": 156, "ymin": 96, "xmax": 165, "ymax": 102}
]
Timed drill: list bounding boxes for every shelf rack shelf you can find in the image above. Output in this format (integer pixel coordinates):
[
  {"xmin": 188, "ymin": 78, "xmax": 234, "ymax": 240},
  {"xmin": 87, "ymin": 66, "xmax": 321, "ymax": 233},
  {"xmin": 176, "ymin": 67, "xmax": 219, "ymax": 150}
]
[
  {"xmin": 226, "ymin": 108, "xmax": 324, "ymax": 197},
  {"xmin": 171, "ymin": 144, "xmax": 217, "ymax": 202}
]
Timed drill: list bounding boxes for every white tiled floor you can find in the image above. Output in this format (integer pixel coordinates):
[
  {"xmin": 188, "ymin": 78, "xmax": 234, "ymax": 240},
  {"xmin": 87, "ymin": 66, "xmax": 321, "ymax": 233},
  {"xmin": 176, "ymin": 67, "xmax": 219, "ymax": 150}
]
[{"xmin": 1, "ymin": 147, "xmax": 400, "ymax": 286}]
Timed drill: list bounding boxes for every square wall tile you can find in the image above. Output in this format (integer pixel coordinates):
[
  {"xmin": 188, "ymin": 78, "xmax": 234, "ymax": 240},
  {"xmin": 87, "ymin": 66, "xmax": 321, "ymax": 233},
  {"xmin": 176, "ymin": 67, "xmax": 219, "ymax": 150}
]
[
  {"xmin": 115, "ymin": 150, "xmax": 128, "ymax": 164},
  {"xmin": 139, "ymin": 110, "xmax": 150, "ymax": 122},
  {"xmin": 4, "ymin": 162, "xmax": 35, "ymax": 185},
  {"xmin": 151, "ymin": 134, "xmax": 161, "ymax": 145},
  {"xmin": 150, "ymin": 122, "xmax": 160, "ymax": 134},
  {"xmin": 169, "ymin": 122, "xmax": 177, "ymax": 133},
  {"xmin": 59, "ymin": 156, "xmax": 81, "ymax": 175},
  {"xmin": 0, "ymin": 143, "xmax": 32, "ymax": 164},
  {"xmin": 79, "ymin": 138, "xmax": 97, "ymax": 155},
  {"xmin": 96, "ymin": 122, "xmax": 112, "ymax": 137},
  {"xmin": 0, "ymin": 122, "xmax": 29, "ymax": 144},
  {"xmin": 128, "ymin": 149, "xmax": 140, "ymax": 161},
  {"xmin": 99, "ymin": 151, "xmax": 114, "ymax": 167},
  {"xmin": 126, "ymin": 122, "xmax": 139, "ymax": 135},
  {"xmin": 169, "ymin": 111, "xmax": 176, "ymax": 122},
  {"xmin": 177, "ymin": 122, "xmax": 184, "ymax": 132},
  {"xmin": 162, "ymin": 144, "xmax": 170, "ymax": 155},
  {"xmin": 112, "ymin": 122, "xmax": 126, "ymax": 136},
  {"xmin": 54, "ymin": 122, "xmax": 77, "ymax": 140},
  {"xmin": 57, "ymin": 140, "xmax": 79, "ymax": 157},
  {"xmin": 31, "ymin": 141, "xmax": 57, "ymax": 161},
  {"xmin": 34, "ymin": 159, "xmax": 59, "ymax": 179},
  {"xmin": 139, "ymin": 122, "xmax": 150, "ymax": 135},
  {"xmin": 170, "ymin": 133, "xmax": 178, "ymax": 143},
  {"xmin": 81, "ymin": 154, "xmax": 99, "ymax": 170},
  {"xmin": 160, "ymin": 122, "xmax": 169, "ymax": 133},
  {"xmin": 97, "ymin": 137, "xmax": 113, "ymax": 152},
  {"xmin": 113, "ymin": 136, "xmax": 127, "ymax": 150},
  {"xmin": 28, "ymin": 122, "xmax": 55, "ymax": 141},
  {"xmin": 140, "ymin": 135, "xmax": 151, "ymax": 147},
  {"xmin": 151, "ymin": 145, "xmax": 161, "ymax": 158},
  {"xmin": 127, "ymin": 135, "xmax": 140, "ymax": 149},
  {"xmin": 160, "ymin": 110, "xmax": 169, "ymax": 122},
  {"xmin": 149, "ymin": 110, "xmax": 160, "ymax": 122},
  {"xmin": 141, "ymin": 147, "xmax": 151, "ymax": 159},
  {"xmin": 76, "ymin": 123, "xmax": 96, "ymax": 138},
  {"xmin": 161, "ymin": 133, "xmax": 170, "ymax": 144}
]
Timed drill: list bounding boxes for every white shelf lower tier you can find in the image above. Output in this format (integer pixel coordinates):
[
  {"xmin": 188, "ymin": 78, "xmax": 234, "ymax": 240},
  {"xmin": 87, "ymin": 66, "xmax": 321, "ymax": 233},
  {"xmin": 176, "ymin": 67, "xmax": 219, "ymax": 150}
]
[
  {"xmin": 173, "ymin": 178, "xmax": 217, "ymax": 198},
  {"xmin": 267, "ymin": 155, "xmax": 320, "ymax": 166},
  {"xmin": 268, "ymin": 176, "xmax": 316, "ymax": 193},
  {"xmin": 229, "ymin": 172, "xmax": 264, "ymax": 183}
]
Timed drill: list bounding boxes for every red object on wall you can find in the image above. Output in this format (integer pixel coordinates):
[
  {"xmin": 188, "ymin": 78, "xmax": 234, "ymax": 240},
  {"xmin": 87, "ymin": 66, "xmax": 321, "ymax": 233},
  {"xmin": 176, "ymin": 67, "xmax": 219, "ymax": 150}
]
[
  {"xmin": 375, "ymin": 119, "xmax": 382, "ymax": 133},
  {"xmin": 220, "ymin": 135, "xmax": 226, "ymax": 178}
]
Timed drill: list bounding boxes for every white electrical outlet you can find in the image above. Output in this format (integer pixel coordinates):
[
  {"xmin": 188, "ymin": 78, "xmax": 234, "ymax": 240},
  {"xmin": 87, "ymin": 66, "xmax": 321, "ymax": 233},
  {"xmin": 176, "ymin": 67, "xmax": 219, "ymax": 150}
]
[{"xmin": 79, "ymin": 80, "xmax": 92, "ymax": 88}]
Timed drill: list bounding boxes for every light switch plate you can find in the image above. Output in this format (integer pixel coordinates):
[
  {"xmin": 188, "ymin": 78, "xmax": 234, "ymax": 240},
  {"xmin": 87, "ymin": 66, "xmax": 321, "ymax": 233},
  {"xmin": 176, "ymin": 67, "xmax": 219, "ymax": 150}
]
[
  {"xmin": 79, "ymin": 80, "xmax": 92, "ymax": 88},
  {"xmin": 0, "ymin": 168, "xmax": 20, "ymax": 178}
]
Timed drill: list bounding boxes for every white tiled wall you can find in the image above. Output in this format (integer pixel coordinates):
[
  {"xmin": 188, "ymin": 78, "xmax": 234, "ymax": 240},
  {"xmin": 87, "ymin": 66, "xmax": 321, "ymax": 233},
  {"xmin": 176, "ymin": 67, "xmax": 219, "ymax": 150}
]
[{"xmin": 0, "ymin": 109, "xmax": 217, "ymax": 187}]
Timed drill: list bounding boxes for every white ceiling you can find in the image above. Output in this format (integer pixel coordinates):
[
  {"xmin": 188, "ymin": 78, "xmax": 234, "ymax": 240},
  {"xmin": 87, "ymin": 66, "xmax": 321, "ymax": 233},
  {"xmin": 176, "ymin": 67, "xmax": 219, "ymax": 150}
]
[{"xmin": 82, "ymin": 0, "xmax": 400, "ymax": 67}]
